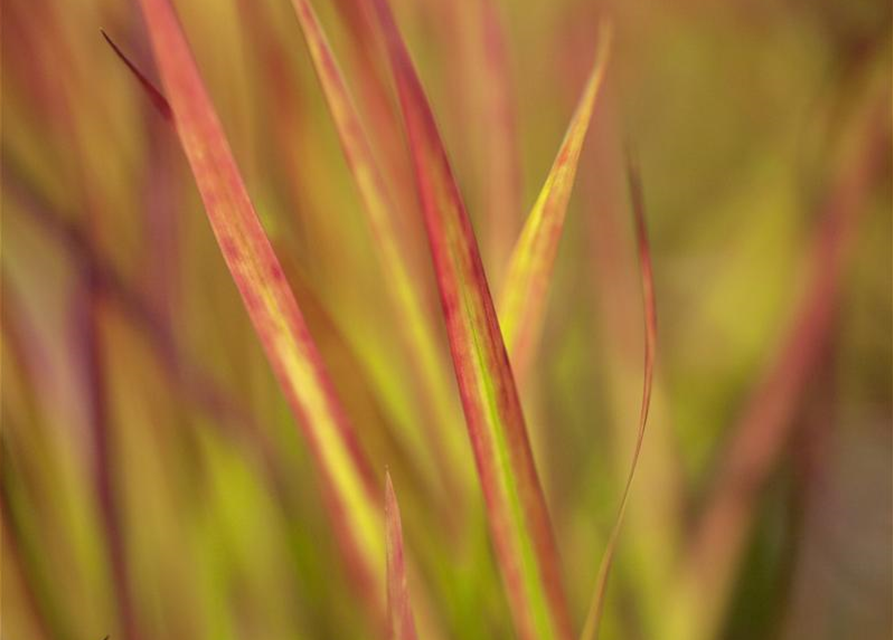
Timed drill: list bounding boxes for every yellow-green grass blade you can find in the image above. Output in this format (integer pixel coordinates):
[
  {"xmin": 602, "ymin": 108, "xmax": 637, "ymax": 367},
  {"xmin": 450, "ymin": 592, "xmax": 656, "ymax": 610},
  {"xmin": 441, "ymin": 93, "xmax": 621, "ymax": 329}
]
[
  {"xmin": 288, "ymin": 0, "xmax": 470, "ymax": 502},
  {"xmin": 137, "ymin": 0, "xmax": 384, "ymax": 620},
  {"xmin": 367, "ymin": 1, "xmax": 573, "ymax": 639},
  {"xmin": 580, "ymin": 153, "xmax": 657, "ymax": 640},
  {"xmin": 499, "ymin": 25, "xmax": 612, "ymax": 380}
]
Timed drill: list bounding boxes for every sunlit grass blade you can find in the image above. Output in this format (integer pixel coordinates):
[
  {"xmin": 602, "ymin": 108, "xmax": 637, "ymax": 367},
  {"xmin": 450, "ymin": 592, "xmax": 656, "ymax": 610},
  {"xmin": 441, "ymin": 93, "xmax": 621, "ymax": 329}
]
[
  {"xmin": 136, "ymin": 0, "xmax": 384, "ymax": 619},
  {"xmin": 385, "ymin": 472, "xmax": 419, "ymax": 640},
  {"xmin": 367, "ymin": 1, "xmax": 573, "ymax": 638},
  {"xmin": 580, "ymin": 153, "xmax": 657, "ymax": 640},
  {"xmin": 288, "ymin": 0, "xmax": 469, "ymax": 502},
  {"xmin": 499, "ymin": 24, "xmax": 611, "ymax": 380}
]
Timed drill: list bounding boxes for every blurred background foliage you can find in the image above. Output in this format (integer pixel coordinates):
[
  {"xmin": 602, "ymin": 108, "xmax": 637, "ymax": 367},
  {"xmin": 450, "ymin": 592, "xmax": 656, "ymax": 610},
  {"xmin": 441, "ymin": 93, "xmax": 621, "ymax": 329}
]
[{"xmin": 2, "ymin": 0, "xmax": 891, "ymax": 639}]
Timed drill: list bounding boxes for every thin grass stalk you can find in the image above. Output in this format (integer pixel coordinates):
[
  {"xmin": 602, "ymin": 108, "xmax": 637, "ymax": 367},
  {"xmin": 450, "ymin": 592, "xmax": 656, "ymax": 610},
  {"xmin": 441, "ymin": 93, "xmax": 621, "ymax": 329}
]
[
  {"xmin": 580, "ymin": 153, "xmax": 657, "ymax": 640},
  {"xmin": 289, "ymin": 0, "xmax": 471, "ymax": 504}
]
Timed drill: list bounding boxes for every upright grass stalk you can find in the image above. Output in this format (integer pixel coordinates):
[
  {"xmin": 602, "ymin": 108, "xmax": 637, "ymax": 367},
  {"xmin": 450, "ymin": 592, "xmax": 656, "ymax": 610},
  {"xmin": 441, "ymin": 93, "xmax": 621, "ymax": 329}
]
[
  {"xmin": 367, "ymin": 0, "xmax": 574, "ymax": 638},
  {"xmin": 386, "ymin": 472, "xmax": 419, "ymax": 640},
  {"xmin": 288, "ymin": 0, "xmax": 471, "ymax": 503},
  {"xmin": 136, "ymin": 0, "xmax": 386, "ymax": 621},
  {"xmin": 580, "ymin": 154, "xmax": 658, "ymax": 640},
  {"xmin": 476, "ymin": 0, "xmax": 522, "ymax": 286}
]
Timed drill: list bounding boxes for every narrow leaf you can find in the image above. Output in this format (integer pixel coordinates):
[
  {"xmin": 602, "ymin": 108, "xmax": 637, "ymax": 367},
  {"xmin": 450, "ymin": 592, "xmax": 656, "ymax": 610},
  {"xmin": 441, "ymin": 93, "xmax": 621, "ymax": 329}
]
[
  {"xmin": 367, "ymin": 1, "xmax": 573, "ymax": 639},
  {"xmin": 136, "ymin": 0, "xmax": 384, "ymax": 616},
  {"xmin": 499, "ymin": 25, "xmax": 612, "ymax": 380},
  {"xmin": 580, "ymin": 153, "xmax": 657, "ymax": 640},
  {"xmin": 100, "ymin": 29, "xmax": 172, "ymax": 121},
  {"xmin": 288, "ymin": 0, "xmax": 470, "ymax": 500},
  {"xmin": 385, "ymin": 472, "xmax": 419, "ymax": 640},
  {"xmin": 478, "ymin": 0, "xmax": 522, "ymax": 285}
]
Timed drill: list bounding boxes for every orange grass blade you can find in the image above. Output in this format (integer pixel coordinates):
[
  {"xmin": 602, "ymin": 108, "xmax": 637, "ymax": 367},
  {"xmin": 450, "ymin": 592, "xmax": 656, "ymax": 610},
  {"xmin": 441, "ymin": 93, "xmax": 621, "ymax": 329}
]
[
  {"xmin": 288, "ymin": 0, "xmax": 468, "ymax": 499},
  {"xmin": 580, "ymin": 153, "xmax": 657, "ymax": 640},
  {"xmin": 385, "ymin": 472, "xmax": 419, "ymax": 640},
  {"xmin": 368, "ymin": 1, "xmax": 573, "ymax": 639},
  {"xmin": 136, "ymin": 0, "xmax": 384, "ymax": 616},
  {"xmin": 499, "ymin": 25, "xmax": 611, "ymax": 379}
]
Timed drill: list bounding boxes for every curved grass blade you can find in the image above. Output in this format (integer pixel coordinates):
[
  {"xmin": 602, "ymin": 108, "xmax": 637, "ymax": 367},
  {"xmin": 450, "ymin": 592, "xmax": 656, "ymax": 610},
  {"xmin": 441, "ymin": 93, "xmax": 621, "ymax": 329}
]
[
  {"xmin": 136, "ymin": 0, "xmax": 385, "ymax": 618},
  {"xmin": 100, "ymin": 29, "xmax": 172, "ymax": 122},
  {"xmin": 385, "ymin": 472, "xmax": 419, "ymax": 640},
  {"xmin": 580, "ymin": 152, "xmax": 657, "ymax": 640},
  {"xmin": 367, "ymin": 1, "xmax": 573, "ymax": 639},
  {"xmin": 499, "ymin": 25, "xmax": 612, "ymax": 380},
  {"xmin": 288, "ymin": 0, "xmax": 470, "ymax": 501}
]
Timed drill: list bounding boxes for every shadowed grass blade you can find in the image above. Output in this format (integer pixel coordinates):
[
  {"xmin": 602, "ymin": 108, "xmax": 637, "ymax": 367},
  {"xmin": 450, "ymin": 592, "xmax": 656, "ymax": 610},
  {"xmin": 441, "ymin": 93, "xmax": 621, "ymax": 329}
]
[
  {"xmin": 136, "ymin": 0, "xmax": 384, "ymax": 620},
  {"xmin": 499, "ymin": 24, "xmax": 612, "ymax": 380},
  {"xmin": 367, "ymin": 1, "xmax": 573, "ymax": 638}
]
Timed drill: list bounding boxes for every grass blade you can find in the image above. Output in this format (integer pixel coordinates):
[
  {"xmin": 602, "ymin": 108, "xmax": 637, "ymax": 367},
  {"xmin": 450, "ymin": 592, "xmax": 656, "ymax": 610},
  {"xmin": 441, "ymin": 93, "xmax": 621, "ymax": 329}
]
[
  {"xmin": 385, "ymin": 472, "xmax": 419, "ymax": 640},
  {"xmin": 288, "ymin": 0, "xmax": 469, "ymax": 502},
  {"xmin": 136, "ymin": 0, "xmax": 384, "ymax": 618},
  {"xmin": 499, "ymin": 25, "xmax": 612, "ymax": 380},
  {"xmin": 580, "ymin": 152, "xmax": 657, "ymax": 640},
  {"xmin": 478, "ymin": 0, "xmax": 522, "ymax": 286},
  {"xmin": 367, "ymin": 1, "xmax": 573, "ymax": 639},
  {"xmin": 100, "ymin": 29, "xmax": 172, "ymax": 122}
]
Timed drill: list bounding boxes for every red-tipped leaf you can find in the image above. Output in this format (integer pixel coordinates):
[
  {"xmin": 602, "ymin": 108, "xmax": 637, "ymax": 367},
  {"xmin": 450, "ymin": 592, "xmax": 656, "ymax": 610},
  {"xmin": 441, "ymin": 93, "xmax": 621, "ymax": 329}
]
[{"xmin": 367, "ymin": 1, "xmax": 573, "ymax": 639}]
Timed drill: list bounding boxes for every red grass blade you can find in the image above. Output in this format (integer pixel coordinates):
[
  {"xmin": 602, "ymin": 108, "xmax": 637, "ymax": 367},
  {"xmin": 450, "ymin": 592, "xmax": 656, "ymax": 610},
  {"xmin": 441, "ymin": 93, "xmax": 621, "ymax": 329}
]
[
  {"xmin": 136, "ymin": 0, "xmax": 384, "ymax": 619},
  {"xmin": 367, "ymin": 1, "xmax": 573, "ymax": 638},
  {"xmin": 580, "ymin": 152, "xmax": 657, "ymax": 640},
  {"xmin": 499, "ymin": 25, "xmax": 611, "ymax": 380},
  {"xmin": 385, "ymin": 472, "xmax": 419, "ymax": 640},
  {"xmin": 288, "ymin": 0, "xmax": 470, "ymax": 502}
]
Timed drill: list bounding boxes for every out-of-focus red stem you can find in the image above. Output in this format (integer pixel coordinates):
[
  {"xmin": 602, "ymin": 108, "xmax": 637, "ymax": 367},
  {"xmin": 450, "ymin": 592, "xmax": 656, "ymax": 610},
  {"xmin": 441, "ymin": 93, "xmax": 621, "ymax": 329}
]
[
  {"xmin": 4, "ymin": 166, "xmax": 273, "ymax": 461},
  {"xmin": 679, "ymin": 94, "xmax": 890, "ymax": 640}
]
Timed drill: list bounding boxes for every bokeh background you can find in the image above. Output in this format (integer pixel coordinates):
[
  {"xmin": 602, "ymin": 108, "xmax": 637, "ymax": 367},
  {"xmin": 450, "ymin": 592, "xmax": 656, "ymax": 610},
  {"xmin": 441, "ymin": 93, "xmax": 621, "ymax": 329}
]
[{"xmin": 2, "ymin": 0, "xmax": 891, "ymax": 639}]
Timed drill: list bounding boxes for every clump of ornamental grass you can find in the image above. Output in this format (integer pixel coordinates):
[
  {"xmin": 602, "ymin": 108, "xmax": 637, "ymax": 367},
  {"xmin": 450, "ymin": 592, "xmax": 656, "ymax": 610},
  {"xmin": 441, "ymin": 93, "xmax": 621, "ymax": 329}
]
[
  {"xmin": 4, "ymin": 1, "xmax": 888, "ymax": 640},
  {"xmin": 108, "ymin": 1, "xmax": 649, "ymax": 639}
]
